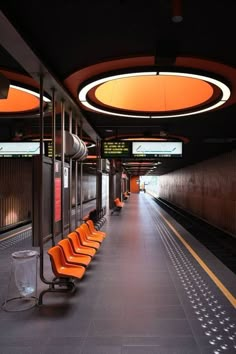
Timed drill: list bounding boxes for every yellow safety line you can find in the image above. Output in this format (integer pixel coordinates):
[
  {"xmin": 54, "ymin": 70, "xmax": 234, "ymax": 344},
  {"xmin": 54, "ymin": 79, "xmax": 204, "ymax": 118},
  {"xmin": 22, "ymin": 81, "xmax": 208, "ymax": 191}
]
[
  {"xmin": 0, "ymin": 226, "xmax": 32, "ymax": 243},
  {"xmin": 158, "ymin": 210, "xmax": 236, "ymax": 309}
]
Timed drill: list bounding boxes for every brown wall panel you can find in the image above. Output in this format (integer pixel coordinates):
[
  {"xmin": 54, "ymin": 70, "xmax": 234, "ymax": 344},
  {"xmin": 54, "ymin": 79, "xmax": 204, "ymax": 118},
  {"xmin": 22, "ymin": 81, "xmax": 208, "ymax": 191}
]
[
  {"xmin": 0, "ymin": 158, "xmax": 32, "ymax": 230},
  {"xmin": 158, "ymin": 150, "xmax": 236, "ymax": 235}
]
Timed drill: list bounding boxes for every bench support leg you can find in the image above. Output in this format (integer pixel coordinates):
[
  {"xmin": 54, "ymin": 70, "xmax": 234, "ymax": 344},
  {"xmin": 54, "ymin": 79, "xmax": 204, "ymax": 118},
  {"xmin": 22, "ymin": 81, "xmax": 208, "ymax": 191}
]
[{"xmin": 38, "ymin": 278, "xmax": 75, "ymax": 306}]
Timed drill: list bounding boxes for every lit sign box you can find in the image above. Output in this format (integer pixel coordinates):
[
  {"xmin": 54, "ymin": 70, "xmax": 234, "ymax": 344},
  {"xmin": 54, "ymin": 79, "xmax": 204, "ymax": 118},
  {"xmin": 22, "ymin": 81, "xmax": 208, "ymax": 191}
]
[
  {"xmin": 132, "ymin": 141, "xmax": 182, "ymax": 158},
  {"xmin": 0, "ymin": 142, "xmax": 41, "ymax": 157},
  {"xmin": 101, "ymin": 141, "xmax": 130, "ymax": 158},
  {"xmin": 101, "ymin": 140, "xmax": 183, "ymax": 158}
]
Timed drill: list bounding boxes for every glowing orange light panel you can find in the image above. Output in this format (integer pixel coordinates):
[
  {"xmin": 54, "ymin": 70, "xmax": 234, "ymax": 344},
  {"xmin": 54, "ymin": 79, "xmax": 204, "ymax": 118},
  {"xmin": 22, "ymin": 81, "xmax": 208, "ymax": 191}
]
[
  {"xmin": 94, "ymin": 75, "xmax": 214, "ymax": 112},
  {"xmin": 0, "ymin": 87, "xmax": 40, "ymax": 113}
]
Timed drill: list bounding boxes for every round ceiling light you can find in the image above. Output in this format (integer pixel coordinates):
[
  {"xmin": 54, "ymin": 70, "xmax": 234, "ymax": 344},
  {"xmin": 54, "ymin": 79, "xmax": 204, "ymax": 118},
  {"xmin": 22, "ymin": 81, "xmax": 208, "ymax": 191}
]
[
  {"xmin": 78, "ymin": 70, "xmax": 230, "ymax": 118},
  {"xmin": 0, "ymin": 84, "xmax": 50, "ymax": 113}
]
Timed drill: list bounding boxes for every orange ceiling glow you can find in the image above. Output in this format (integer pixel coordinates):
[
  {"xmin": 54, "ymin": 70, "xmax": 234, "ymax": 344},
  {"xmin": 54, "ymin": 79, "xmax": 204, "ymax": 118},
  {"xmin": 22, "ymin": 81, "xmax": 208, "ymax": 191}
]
[
  {"xmin": 94, "ymin": 76, "xmax": 214, "ymax": 112},
  {"xmin": 0, "ymin": 87, "xmax": 40, "ymax": 113},
  {"xmin": 78, "ymin": 69, "xmax": 231, "ymax": 118}
]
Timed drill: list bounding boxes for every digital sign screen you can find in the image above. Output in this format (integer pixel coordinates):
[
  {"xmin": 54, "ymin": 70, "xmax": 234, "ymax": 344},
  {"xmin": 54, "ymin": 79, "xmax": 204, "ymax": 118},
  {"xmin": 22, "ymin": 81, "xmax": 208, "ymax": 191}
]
[
  {"xmin": 0, "ymin": 142, "xmax": 41, "ymax": 157},
  {"xmin": 101, "ymin": 141, "xmax": 130, "ymax": 158},
  {"xmin": 132, "ymin": 141, "xmax": 182, "ymax": 157},
  {"xmin": 101, "ymin": 140, "xmax": 183, "ymax": 158}
]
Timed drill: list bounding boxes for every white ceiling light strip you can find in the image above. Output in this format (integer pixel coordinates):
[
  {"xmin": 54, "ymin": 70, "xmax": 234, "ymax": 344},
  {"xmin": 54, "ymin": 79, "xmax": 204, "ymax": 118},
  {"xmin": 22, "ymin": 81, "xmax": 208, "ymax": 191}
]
[
  {"xmin": 78, "ymin": 72, "xmax": 157, "ymax": 102},
  {"xmin": 159, "ymin": 72, "xmax": 230, "ymax": 101},
  {"xmin": 78, "ymin": 71, "xmax": 230, "ymax": 119},
  {"xmin": 10, "ymin": 84, "xmax": 51, "ymax": 102}
]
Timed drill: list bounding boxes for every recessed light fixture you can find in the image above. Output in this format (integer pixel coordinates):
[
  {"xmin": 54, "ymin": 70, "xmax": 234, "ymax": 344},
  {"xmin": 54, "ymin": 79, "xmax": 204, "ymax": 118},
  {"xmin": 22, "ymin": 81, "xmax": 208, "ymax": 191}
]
[{"xmin": 78, "ymin": 70, "xmax": 230, "ymax": 119}]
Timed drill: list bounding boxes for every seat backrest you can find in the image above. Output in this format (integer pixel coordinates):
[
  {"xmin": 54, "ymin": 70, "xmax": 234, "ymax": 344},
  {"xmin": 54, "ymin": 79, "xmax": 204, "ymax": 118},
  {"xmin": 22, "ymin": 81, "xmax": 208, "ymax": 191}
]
[
  {"xmin": 48, "ymin": 245, "xmax": 67, "ymax": 277},
  {"xmin": 68, "ymin": 231, "xmax": 81, "ymax": 250},
  {"xmin": 58, "ymin": 238, "xmax": 74, "ymax": 260},
  {"xmin": 75, "ymin": 227, "xmax": 100, "ymax": 249},
  {"xmin": 75, "ymin": 227, "xmax": 88, "ymax": 242},
  {"xmin": 86, "ymin": 219, "xmax": 96, "ymax": 233},
  {"xmin": 80, "ymin": 223, "xmax": 91, "ymax": 236},
  {"xmin": 114, "ymin": 198, "xmax": 121, "ymax": 206}
]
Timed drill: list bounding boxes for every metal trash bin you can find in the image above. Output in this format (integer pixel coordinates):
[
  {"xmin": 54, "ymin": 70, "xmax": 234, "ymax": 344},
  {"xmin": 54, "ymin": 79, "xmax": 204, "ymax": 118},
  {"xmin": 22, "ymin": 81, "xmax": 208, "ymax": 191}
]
[{"xmin": 2, "ymin": 250, "xmax": 39, "ymax": 311}]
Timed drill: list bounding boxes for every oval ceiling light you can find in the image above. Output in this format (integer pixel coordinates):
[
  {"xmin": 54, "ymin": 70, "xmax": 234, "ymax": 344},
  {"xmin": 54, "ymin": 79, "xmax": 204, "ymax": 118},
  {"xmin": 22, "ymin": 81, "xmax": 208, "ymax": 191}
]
[
  {"xmin": 78, "ymin": 70, "xmax": 230, "ymax": 118},
  {"xmin": 0, "ymin": 84, "xmax": 50, "ymax": 113}
]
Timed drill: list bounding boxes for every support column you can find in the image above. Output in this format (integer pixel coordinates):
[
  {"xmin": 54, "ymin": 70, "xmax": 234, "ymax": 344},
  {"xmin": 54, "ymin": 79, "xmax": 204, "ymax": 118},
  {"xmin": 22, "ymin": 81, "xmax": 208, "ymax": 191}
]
[{"xmin": 60, "ymin": 100, "xmax": 65, "ymax": 238}]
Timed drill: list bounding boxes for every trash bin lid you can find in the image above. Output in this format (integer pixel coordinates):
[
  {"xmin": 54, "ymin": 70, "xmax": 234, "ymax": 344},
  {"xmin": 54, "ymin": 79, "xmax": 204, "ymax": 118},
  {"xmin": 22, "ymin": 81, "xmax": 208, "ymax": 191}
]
[{"xmin": 12, "ymin": 250, "xmax": 39, "ymax": 259}]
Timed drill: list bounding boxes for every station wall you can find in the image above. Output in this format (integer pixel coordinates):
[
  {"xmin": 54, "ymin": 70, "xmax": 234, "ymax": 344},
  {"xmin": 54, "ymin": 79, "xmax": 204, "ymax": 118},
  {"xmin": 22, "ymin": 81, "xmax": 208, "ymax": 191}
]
[{"xmin": 158, "ymin": 150, "xmax": 236, "ymax": 235}]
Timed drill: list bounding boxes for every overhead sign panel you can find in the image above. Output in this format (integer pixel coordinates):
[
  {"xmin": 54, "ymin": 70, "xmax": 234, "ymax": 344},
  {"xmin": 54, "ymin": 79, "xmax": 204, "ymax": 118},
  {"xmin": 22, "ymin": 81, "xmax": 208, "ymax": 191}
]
[
  {"xmin": 0, "ymin": 142, "xmax": 41, "ymax": 157},
  {"xmin": 101, "ymin": 141, "xmax": 130, "ymax": 158},
  {"xmin": 101, "ymin": 140, "xmax": 183, "ymax": 158},
  {"xmin": 132, "ymin": 141, "xmax": 182, "ymax": 158}
]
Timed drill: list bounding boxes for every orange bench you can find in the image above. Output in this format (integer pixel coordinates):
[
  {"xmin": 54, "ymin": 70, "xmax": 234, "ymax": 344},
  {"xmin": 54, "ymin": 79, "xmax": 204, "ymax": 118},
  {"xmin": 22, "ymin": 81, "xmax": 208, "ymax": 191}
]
[
  {"xmin": 67, "ymin": 232, "xmax": 96, "ymax": 257},
  {"xmin": 58, "ymin": 238, "xmax": 92, "ymax": 267},
  {"xmin": 111, "ymin": 197, "xmax": 124, "ymax": 214},
  {"xmin": 123, "ymin": 192, "xmax": 129, "ymax": 200},
  {"xmin": 86, "ymin": 219, "xmax": 107, "ymax": 238},
  {"xmin": 38, "ymin": 245, "xmax": 87, "ymax": 305}
]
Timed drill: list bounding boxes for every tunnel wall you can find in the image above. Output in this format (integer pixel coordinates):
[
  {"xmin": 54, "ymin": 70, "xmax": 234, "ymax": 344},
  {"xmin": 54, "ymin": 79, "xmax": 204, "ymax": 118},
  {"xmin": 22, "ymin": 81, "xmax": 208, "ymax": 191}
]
[{"xmin": 158, "ymin": 150, "xmax": 236, "ymax": 236}]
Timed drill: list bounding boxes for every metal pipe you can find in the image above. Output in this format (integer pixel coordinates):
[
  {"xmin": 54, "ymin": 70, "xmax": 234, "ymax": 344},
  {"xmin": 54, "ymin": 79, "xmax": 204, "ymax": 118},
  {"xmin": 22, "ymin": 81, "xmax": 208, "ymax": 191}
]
[
  {"xmin": 74, "ymin": 119, "xmax": 78, "ymax": 228},
  {"xmin": 96, "ymin": 138, "xmax": 101, "ymax": 218},
  {"xmin": 79, "ymin": 121, "xmax": 83, "ymax": 222},
  {"xmin": 60, "ymin": 100, "xmax": 65, "ymax": 239},
  {"xmin": 69, "ymin": 110, "xmax": 73, "ymax": 232},
  {"xmin": 80, "ymin": 161, "xmax": 83, "ymax": 222},
  {"xmin": 38, "ymin": 75, "xmax": 55, "ymax": 288},
  {"xmin": 172, "ymin": 0, "xmax": 183, "ymax": 23},
  {"xmin": 39, "ymin": 74, "xmax": 45, "ymax": 282},
  {"xmin": 51, "ymin": 88, "xmax": 56, "ymax": 246}
]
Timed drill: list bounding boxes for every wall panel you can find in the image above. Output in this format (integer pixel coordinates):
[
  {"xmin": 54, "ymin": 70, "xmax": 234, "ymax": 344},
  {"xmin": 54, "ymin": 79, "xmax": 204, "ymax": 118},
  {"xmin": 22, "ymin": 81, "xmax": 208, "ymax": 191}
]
[
  {"xmin": 158, "ymin": 150, "xmax": 236, "ymax": 235},
  {"xmin": 0, "ymin": 158, "xmax": 32, "ymax": 230}
]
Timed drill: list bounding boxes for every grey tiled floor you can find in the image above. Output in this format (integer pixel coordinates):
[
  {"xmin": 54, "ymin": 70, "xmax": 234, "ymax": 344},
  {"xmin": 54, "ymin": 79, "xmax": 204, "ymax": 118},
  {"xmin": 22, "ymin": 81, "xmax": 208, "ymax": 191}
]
[{"xmin": 0, "ymin": 193, "xmax": 235, "ymax": 353}]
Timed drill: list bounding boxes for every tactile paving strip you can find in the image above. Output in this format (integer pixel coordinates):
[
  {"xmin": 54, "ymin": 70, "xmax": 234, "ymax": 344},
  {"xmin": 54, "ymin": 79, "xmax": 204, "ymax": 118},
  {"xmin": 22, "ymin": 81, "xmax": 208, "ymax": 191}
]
[
  {"xmin": 146, "ymin": 199, "xmax": 236, "ymax": 353},
  {"xmin": 0, "ymin": 228, "xmax": 32, "ymax": 250}
]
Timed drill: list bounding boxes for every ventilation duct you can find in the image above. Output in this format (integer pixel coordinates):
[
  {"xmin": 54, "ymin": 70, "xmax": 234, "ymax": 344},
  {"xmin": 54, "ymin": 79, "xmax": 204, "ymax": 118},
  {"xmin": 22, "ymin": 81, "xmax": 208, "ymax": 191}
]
[
  {"xmin": 57, "ymin": 131, "xmax": 88, "ymax": 160},
  {"xmin": 71, "ymin": 135, "xmax": 88, "ymax": 160}
]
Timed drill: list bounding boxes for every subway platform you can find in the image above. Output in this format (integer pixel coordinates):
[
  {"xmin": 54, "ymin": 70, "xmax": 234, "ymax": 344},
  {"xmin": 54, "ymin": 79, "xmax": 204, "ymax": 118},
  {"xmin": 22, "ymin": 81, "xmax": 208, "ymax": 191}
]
[{"xmin": 0, "ymin": 193, "xmax": 235, "ymax": 354}]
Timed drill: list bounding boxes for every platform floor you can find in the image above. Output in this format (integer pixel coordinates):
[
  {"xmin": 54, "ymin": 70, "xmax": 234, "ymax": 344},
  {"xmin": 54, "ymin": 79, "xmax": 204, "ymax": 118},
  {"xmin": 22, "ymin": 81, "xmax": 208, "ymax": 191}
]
[{"xmin": 0, "ymin": 193, "xmax": 235, "ymax": 353}]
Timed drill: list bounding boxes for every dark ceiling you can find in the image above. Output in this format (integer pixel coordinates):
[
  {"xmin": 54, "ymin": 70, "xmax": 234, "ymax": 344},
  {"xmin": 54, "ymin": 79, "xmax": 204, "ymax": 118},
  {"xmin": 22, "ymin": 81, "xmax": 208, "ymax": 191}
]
[{"xmin": 0, "ymin": 1, "xmax": 236, "ymax": 176}]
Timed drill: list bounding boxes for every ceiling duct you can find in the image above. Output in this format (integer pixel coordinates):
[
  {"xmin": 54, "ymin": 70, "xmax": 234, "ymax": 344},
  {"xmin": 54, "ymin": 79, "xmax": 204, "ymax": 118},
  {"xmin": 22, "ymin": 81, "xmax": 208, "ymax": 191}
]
[
  {"xmin": 72, "ymin": 136, "xmax": 88, "ymax": 161},
  {"xmin": 61, "ymin": 131, "xmax": 88, "ymax": 160}
]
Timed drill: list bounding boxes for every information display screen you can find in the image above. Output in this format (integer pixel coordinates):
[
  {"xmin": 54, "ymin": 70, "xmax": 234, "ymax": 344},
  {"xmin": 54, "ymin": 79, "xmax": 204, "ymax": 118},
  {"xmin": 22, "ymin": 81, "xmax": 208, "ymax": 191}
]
[
  {"xmin": 101, "ymin": 141, "xmax": 131, "ymax": 158},
  {"xmin": 132, "ymin": 141, "xmax": 182, "ymax": 158},
  {"xmin": 0, "ymin": 142, "xmax": 41, "ymax": 157},
  {"xmin": 101, "ymin": 140, "xmax": 183, "ymax": 158}
]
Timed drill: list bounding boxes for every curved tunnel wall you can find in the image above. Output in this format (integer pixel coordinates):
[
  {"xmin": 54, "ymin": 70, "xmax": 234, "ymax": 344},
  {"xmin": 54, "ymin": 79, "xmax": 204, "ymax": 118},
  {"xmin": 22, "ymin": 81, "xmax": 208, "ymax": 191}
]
[{"xmin": 158, "ymin": 150, "xmax": 236, "ymax": 236}]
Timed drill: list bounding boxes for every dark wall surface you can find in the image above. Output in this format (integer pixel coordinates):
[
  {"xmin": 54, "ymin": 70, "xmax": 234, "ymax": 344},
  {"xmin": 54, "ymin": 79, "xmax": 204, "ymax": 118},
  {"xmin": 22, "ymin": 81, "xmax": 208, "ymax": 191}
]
[
  {"xmin": 0, "ymin": 158, "xmax": 32, "ymax": 230},
  {"xmin": 158, "ymin": 150, "xmax": 236, "ymax": 236}
]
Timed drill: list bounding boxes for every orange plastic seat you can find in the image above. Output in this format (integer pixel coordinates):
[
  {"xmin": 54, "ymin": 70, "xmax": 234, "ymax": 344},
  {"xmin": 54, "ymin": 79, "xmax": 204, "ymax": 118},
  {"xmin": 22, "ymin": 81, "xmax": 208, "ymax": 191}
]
[
  {"xmin": 67, "ymin": 232, "xmax": 96, "ymax": 257},
  {"xmin": 80, "ymin": 223, "xmax": 104, "ymax": 243},
  {"xmin": 58, "ymin": 239, "xmax": 92, "ymax": 267},
  {"xmin": 111, "ymin": 197, "xmax": 124, "ymax": 214},
  {"xmin": 75, "ymin": 227, "xmax": 101, "ymax": 250},
  {"xmin": 47, "ymin": 245, "xmax": 86, "ymax": 279},
  {"xmin": 86, "ymin": 219, "xmax": 106, "ymax": 238}
]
